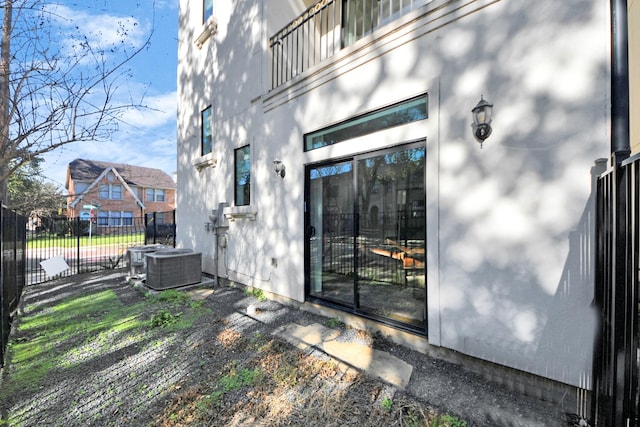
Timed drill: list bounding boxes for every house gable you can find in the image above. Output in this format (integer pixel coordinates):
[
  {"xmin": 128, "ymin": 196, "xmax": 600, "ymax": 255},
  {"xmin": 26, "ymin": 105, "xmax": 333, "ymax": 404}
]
[{"xmin": 69, "ymin": 166, "xmax": 145, "ymax": 210}]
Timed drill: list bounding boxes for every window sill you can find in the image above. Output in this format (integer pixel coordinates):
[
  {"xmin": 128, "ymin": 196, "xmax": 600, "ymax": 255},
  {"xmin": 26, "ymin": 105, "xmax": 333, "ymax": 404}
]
[
  {"xmin": 194, "ymin": 154, "xmax": 217, "ymax": 171},
  {"xmin": 195, "ymin": 16, "xmax": 218, "ymax": 49},
  {"xmin": 223, "ymin": 205, "xmax": 257, "ymax": 221}
]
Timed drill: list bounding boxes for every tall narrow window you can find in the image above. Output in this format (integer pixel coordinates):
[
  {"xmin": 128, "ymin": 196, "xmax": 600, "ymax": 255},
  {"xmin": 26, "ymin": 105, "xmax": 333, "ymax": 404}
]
[
  {"xmin": 99, "ymin": 184, "xmax": 109, "ymax": 199},
  {"xmin": 201, "ymin": 105, "xmax": 212, "ymax": 155},
  {"xmin": 111, "ymin": 185, "xmax": 122, "ymax": 200},
  {"xmin": 234, "ymin": 145, "xmax": 251, "ymax": 206},
  {"xmin": 204, "ymin": 0, "xmax": 213, "ymax": 23}
]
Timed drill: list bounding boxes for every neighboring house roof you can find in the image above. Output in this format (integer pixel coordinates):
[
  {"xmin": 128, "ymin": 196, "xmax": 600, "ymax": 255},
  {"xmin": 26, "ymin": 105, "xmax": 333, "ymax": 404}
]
[
  {"xmin": 66, "ymin": 159, "xmax": 176, "ymax": 210},
  {"xmin": 66, "ymin": 159, "xmax": 176, "ymax": 190}
]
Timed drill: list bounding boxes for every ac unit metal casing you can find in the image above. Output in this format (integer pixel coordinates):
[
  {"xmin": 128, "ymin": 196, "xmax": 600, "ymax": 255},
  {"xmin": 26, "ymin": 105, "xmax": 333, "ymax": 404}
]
[
  {"xmin": 127, "ymin": 245, "xmax": 167, "ymax": 277},
  {"xmin": 145, "ymin": 249, "xmax": 202, "ymax": 290}
]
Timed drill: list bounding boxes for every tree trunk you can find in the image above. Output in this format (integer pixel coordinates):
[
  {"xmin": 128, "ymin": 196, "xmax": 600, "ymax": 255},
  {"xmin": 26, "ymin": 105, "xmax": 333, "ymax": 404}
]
[{"xmin": 0, "ymin": 0, "xmax": 13, "ymax": 204}]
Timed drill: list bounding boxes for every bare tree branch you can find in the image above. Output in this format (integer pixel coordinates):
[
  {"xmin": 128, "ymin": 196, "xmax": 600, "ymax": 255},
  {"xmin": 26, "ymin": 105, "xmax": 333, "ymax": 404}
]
[{"xmin": 0, "ymin": 0, "xmax": 155, "ymax": 203}]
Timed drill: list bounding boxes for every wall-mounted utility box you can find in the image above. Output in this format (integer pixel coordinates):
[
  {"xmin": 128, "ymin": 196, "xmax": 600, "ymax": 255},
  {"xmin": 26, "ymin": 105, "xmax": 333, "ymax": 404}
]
[{"xmin": 217, "ymin": 202, "xmax": 230, "ymax": 228}]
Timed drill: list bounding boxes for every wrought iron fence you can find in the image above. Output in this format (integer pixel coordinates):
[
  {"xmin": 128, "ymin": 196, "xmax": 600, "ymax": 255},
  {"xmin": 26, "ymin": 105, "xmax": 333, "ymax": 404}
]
[
  {"xmin": 321, "ymin": 211, "xmax": 424, "ymax": 286},
  {"xmin": 592, "ymin": 154, "xmax": 640, "ymax": 426},
  {"xmin": 1, "ymin": 207, "xmax": 27, "ymax": 366},
  {"xmin": 27, "ymin": 210, "xmax": 175, "ymax": 285}
]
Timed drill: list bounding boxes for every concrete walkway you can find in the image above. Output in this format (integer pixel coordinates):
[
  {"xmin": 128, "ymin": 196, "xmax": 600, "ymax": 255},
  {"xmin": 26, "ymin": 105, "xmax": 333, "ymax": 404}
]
[{"xmin": 274, "ymin": 322, "xmax": 414, "ymax": 390}]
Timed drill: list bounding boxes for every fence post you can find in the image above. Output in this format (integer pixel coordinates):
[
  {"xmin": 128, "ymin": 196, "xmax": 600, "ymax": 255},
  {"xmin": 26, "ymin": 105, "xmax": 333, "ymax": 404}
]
[
  {"xmin": 0, "ymin": 206, "xmax": 5, "ymax": 366},
  {"xmin": 76, "ymin": 217, "xmax": 81, "ymax": 274},
  {"xmin": 172, "ymin": 209, "xmax": 176, "ymax": 247}
]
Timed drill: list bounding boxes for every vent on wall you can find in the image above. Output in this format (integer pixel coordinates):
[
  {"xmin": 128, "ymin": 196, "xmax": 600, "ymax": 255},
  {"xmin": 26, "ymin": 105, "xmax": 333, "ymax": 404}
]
[{"xmin": 145, "ymin": 249, "xmax": 202, "ymax": 290}]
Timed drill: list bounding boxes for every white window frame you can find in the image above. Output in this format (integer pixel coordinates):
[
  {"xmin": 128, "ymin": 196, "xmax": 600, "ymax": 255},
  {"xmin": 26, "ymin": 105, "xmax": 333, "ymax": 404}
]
[
  {"xmin": 146, "ymin": 188, "xmax": 166, "ymax": 202},
  {"xmin": 99, "ymin": 184, "xmax": 123, "ymax": 200}
]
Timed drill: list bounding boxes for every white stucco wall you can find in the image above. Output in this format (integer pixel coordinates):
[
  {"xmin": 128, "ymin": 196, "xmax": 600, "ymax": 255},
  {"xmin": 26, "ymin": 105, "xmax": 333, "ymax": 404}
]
[{"xmin": 177, "ymin": 0, "xmax": 611, "ymax": 388}]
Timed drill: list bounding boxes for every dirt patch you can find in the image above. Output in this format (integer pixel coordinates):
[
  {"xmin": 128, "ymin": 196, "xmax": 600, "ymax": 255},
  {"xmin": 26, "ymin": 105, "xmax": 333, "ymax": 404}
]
[
  {"xmin": 0, "ymin": 270, "xmax": 462, "ymax": 427},
  {"xmin": 2, "ymin": 269, "xmax": 572, "ymax": 426}
]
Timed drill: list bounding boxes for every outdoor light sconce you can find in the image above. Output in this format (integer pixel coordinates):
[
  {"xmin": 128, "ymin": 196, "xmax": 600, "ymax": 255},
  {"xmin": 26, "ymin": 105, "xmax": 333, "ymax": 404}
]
[
  {"xmin": 273, "ymin": 160, "xmax": 286, "ymax": 178},
  {"xmin": 472, "ymin": 95, "xmax": 493, "ymax": 148}
]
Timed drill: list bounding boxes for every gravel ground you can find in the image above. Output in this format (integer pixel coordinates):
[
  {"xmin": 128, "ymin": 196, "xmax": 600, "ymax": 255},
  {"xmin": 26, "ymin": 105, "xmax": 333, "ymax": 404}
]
[{"xmin": 0, "ymin": 269, "xmax": 571, "ymax": 426}]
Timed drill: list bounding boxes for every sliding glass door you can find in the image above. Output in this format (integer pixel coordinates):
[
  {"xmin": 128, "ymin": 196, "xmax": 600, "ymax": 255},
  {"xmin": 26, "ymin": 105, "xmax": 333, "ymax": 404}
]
[{"xmin": 306, "ymin": 141, "xmax": 426, "ymax": 332}]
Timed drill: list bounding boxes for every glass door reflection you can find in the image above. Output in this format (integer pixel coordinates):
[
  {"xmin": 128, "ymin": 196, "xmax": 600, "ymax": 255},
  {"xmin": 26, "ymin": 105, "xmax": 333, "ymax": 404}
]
[{"xmin": 308, "ymin": 161, "xmax": 355, "ymax": 307}]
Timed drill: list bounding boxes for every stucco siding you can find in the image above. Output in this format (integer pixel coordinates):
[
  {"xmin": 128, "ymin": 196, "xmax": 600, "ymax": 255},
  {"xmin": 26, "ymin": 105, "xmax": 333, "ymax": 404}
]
[{"xmin": 178, "ymin": 0, "xmax": 610, "ymax": 388}]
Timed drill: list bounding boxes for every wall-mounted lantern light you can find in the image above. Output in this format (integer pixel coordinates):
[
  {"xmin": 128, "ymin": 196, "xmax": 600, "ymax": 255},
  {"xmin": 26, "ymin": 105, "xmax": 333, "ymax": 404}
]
[
  {"xmin": 472, "ymin": 96, "xmax": 493, "ymax": 148},
  {"xmin": 273, "ymin": 160, "xmax": 286, "ymax": 178}
]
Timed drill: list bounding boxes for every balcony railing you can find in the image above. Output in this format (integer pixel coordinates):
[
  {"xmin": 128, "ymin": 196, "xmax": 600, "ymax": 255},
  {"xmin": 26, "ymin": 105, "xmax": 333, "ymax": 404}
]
[
  {"xmin": 269, "ymin": 0, "xmax": 432, "ymax": 90},
  {"xmin": 269, "ymin": 0, "xmax": 341, "ymax": 90}
]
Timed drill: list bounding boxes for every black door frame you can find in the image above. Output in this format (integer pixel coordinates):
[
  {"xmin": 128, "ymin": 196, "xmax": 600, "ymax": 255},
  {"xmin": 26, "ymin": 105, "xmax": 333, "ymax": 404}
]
[{"xmin": 303, "ymin": 139, "xmax": 427, "ymax": 334}]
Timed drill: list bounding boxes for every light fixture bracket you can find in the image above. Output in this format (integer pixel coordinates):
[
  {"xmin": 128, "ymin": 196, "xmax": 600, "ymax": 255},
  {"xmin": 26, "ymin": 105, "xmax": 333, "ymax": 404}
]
[
  {"xmin": 273, "ymin": 160, "xmax": 286, "ymax": 178},
  {"xmin": 471, "ymin": 95, "xmax": 493, "ymax": 148}
]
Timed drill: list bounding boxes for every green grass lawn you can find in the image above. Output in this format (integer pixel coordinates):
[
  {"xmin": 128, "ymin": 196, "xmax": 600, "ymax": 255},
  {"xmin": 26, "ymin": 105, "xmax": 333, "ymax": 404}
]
[
  {"xmin": 27, "ymin": 232, "xmax": 145, "ymax": 249},
  {"xmin": 0, "ymin": 287, "xmax": 210, "ymax": 426}
]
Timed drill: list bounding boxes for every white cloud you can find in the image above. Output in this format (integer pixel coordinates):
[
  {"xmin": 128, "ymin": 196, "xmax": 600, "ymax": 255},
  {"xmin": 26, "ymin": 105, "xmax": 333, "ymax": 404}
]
[
  {"xmin": 43, "ymin": 4, "xmax": 148, "ymax": 59},
  {"xmin": 120, "ymin": 92, "xmax": 177, "ymax": 129}
]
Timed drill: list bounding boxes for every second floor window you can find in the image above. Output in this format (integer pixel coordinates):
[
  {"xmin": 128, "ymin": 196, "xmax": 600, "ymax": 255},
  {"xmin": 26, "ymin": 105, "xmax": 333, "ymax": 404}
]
[
  {"xmin": 74, "ymin": 182, "xmax": 89, "ymax": 197},
  {"xmin": 201, "ymin": 105, "xmax": 212, "ymax": 155},
  {"xmin": 204, "ymin": 0, "xmax": 213, "ymax": 23},
  {"xmin": 235, "ymin": 145, "xmax": 251, "ymax": 206},
  {"xmin": 146, "ymin": 188, "xmax": 165, "ymax": 202},
  {"xmin": 99, "ymin": 184, "xmax": 122, "ymax": 200},
  {"xmin": 343, "ymin": 0, "xmax": 430, "ymax": 47}
]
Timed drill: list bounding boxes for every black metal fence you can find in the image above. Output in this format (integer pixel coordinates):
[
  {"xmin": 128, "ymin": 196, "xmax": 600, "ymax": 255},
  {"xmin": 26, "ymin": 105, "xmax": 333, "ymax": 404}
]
[
  {"xmin": 320, "ymin": 212, "xmax": 424, "ymax": 286},
  {"xmin": 1, "ymin": 207, "xmax": 27, "ymax": 366},
  {"xmin": 592, "ymin": 154, "xmax": 640, "ymax": 426},
  {"xmin": 269, "ymin": 0, "xmax": 341, "ymax": 89},
  {"xmin": 27, "ymin": 210, "xmax": 175, "ymax": 285}
]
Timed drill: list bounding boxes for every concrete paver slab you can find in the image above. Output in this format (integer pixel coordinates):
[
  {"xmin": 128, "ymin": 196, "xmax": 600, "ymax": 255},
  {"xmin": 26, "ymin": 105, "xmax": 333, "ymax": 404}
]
[{"xmin": 275, "ymin": 322, "xmax": 413, "ymax": 390}]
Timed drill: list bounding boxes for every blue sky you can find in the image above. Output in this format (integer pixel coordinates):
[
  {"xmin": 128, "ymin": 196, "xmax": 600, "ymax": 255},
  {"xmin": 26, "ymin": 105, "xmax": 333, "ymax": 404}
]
[{"xmin": 40, "ymin": 0, "xmax": 179, "ymax": 190}]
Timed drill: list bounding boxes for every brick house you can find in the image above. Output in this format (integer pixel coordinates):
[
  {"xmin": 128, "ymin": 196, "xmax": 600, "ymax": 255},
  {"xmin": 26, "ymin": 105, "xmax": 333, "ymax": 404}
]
[{"xmin": 65, "ymin": 159, "xmax": 176, "ymax": 227}]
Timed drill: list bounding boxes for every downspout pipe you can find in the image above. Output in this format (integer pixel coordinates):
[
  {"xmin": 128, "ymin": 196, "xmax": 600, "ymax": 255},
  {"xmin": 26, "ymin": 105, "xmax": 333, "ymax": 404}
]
[{"xmin": 611, "ymin": 0, "xmax": 631, "ymax": 165}]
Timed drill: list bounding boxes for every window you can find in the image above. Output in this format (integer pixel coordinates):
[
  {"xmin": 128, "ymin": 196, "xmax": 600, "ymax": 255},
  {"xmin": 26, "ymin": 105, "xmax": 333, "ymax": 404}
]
[
  {"xmin": 112, "ymin": 185, "xmax": 122, "ymax": 200},
  {"xmin": 97, "ymin": 211, "xmax": 133, "ymax": 226},
  {"xmin": 123, "ymin": 212, "xmax": 134, "ymax": 226},
  {"xmin": 99, "ymin": 185, "xmax": 108, "ymax": 199},
  {"xmin": 204, "ymin": 0, "xmax": 213, "ymax": 23},
  {"xmin": 99, "ymin": 184, "xmax": 122, "ymax": 200},
  {"xmin": 147, "ymin": 212, "xmax": 167, "ymax": 225},
  {"xmin": 109, "ymin": 211, "xmax": 121, "ymax": 227},
  {"xmin": 75, "ymin": 182, "xmax": 89, "ymax": 196},
  {"xmin": 201, "ymin": 105, "xmax": 213, "ymax": 155},
  {"xmin": 97, "ymin": 211, "xmax": 108, "ymax": 226},
  {"xmin": 146, "ymin": 188, "xmax": 165, "ymax": 202},
  {"xmin": 235, "ymin": 145, "xmax": 251, "ymax": 206},
  {"xmin": 342, "ymin": 0, "xmax": 430, "ymax": 47},
  {"xmin": 304, "ymin": 94, "xmax": 428, "ymax": 151}
]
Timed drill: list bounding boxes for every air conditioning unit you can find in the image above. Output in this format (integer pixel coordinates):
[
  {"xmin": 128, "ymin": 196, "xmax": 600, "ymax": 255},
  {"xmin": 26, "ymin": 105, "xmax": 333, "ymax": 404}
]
[
  {"xmin": 127, "ymin": 245, "xmax": 167, "ymax": 277},
  {"xmin": 145, "ymin": 249, "xmax": 202, "ymax": 290}
]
